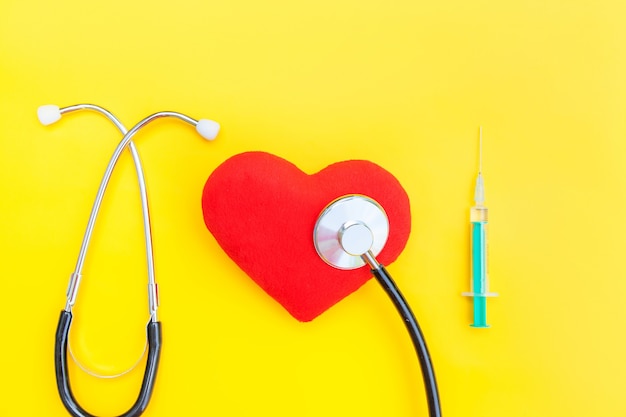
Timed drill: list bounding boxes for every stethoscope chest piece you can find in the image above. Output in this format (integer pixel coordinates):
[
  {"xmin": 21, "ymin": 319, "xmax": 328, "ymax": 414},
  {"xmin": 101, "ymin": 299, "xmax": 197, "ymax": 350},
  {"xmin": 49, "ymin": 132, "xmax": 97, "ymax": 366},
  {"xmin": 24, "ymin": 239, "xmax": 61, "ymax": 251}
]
[{"xmin": 313, "ymin": 195, "xmax": 389, "ymax": 270}]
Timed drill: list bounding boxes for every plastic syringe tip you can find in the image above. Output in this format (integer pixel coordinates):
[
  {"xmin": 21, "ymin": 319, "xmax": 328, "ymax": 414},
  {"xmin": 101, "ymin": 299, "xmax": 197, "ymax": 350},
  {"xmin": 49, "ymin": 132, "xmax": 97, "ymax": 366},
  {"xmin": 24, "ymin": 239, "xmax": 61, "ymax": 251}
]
[{"xmin": 474, "ymin": 172, "xmax": 485, "ymax": 205}]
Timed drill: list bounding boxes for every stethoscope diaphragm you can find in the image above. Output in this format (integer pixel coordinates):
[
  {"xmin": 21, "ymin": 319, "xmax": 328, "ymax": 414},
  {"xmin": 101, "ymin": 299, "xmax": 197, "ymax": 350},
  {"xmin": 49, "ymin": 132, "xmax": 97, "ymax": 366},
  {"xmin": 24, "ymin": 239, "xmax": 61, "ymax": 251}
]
[{"xmin": 313, "ymin": 194, "xmax": 389, "ymax": 270}]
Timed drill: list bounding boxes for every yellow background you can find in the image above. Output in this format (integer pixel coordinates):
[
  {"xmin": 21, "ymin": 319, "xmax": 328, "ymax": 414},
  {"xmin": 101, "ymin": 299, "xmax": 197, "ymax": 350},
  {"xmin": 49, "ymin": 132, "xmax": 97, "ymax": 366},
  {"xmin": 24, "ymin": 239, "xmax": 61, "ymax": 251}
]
[{"xmin": 1, "ymin": 0, "xmax": 626, "ymax": 416}]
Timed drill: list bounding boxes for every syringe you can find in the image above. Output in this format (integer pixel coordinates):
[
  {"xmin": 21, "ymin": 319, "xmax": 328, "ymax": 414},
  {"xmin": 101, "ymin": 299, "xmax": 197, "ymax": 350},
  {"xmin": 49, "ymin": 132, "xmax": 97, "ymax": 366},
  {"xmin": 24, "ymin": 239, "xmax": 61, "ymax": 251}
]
[{"xmin": 462, "ymin": 127, "xmax": 497, "ymax": 328}]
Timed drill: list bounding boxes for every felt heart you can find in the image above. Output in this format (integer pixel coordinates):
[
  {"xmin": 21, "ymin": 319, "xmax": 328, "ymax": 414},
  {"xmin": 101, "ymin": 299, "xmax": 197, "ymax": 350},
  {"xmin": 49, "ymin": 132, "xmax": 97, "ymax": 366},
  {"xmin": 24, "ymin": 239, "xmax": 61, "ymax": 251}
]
[{"xmin": 202, "ymin": 151, "xmax": 411, "ymax": 322}]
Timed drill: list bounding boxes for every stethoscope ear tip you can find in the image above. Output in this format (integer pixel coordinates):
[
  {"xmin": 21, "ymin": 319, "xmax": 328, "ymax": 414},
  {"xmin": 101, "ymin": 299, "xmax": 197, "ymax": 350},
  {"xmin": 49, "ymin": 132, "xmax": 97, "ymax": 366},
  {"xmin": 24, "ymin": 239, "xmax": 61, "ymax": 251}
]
[
  {"xmin": 37, "ymin": 104, "xmax": 61, "ymax": 126},
  {"xmin": 196, "ymin": 119, "xmax": 220, "ymax": 141}
]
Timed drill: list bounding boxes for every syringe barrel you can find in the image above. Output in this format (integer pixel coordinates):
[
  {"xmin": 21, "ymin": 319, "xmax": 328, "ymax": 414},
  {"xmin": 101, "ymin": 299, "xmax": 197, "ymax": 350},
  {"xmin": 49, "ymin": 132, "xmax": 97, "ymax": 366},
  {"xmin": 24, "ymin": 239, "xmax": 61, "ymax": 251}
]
[
  {"xmin": 469, "ymin": 206, "xmax": 490, "ymax": 327},
  {"xmin": 470, "ymin": 206, "xmax": 488, "ymax": 294}
]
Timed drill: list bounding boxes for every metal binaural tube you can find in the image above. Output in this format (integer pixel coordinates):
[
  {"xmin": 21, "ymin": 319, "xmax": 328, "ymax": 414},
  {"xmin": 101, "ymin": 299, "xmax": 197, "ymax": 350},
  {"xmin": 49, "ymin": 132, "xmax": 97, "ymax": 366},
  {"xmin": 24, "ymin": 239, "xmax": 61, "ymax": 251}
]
[
  {"xmin": 67, "ymin": 112, "xmax": 198, "ymax": 315},
  {"xmin": 59, "ymin": 105, "xmax": 158, "ymax": 320}
]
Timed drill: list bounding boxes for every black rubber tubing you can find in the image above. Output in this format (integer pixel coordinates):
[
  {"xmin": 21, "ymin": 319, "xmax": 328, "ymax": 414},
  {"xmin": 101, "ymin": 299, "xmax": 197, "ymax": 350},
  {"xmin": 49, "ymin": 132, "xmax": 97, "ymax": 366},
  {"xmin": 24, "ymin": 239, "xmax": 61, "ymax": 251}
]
[
  {"xmin": 54, "ymin": 310, "xmax": 162, "ymax": 417},
  {"xmin": 372, "ymin": 265, "xmax": 442, "ymax": 417}
]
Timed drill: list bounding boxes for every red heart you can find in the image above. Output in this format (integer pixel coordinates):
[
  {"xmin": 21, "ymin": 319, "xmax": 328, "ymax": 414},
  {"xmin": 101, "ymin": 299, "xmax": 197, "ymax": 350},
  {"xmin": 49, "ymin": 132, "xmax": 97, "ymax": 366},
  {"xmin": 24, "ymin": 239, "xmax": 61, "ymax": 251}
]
[{"xmin": 202, "ymin": 152, "xmax": 411, "ymax": 322}]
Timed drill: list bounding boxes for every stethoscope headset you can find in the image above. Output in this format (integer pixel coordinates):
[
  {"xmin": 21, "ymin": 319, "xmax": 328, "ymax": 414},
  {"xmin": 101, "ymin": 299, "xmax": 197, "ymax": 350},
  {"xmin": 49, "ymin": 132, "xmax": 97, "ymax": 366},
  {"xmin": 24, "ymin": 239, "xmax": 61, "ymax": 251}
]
[
  {"xmin": 39, "ymin": 104, "xmax": 442, "ymax": 417},
  {"xmin": 38, "ymin": 103, "xmax": 219, "ymax": 417}
]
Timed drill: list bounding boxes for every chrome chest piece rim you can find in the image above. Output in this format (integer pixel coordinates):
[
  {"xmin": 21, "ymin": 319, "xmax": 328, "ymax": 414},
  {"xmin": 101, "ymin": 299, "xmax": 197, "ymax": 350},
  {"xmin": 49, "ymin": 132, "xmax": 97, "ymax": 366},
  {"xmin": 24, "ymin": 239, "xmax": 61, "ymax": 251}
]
[{"xmin": 313, "ymin": 195, "xmax": 389, "ymax": 270}]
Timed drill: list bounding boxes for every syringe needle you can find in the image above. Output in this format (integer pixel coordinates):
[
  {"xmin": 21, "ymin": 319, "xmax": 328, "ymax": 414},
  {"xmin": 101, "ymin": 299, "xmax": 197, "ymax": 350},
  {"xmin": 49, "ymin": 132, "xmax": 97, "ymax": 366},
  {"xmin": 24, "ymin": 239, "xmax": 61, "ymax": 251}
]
[
  {"xmin": 479, "ymin": 126, "xmax": 483, "ymax": 174},
  {"xmin": 474, "ymin": 127, "xmax": 485, "ymax": 206}
]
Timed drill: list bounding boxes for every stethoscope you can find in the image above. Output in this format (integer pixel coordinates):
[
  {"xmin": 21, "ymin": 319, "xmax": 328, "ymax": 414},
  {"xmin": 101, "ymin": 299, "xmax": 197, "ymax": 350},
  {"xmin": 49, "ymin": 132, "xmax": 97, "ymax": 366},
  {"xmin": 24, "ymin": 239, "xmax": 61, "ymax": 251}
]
[
  {"xmin": 38, "ymin": 103, "xmax": 219, "ymax": 417},
  {"xmin": 40, "ymin": 105, "xmax": 440, "ymax": 416},
  {"xmin": 313, "ymin": 195, "xmax": 442, "ymax": 417}
]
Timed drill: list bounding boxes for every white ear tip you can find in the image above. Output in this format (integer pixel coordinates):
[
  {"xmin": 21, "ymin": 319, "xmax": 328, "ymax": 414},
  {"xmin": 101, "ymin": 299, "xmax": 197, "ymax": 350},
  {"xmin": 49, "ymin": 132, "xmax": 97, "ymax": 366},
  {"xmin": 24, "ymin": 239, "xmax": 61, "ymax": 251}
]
[
  {"xmin": 37, "ymin": 105, "xmax": 61, "ymax": 126},
  {"xmin": 196, "ymin": 119, "xmax": 220, "ymax": 140}
]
